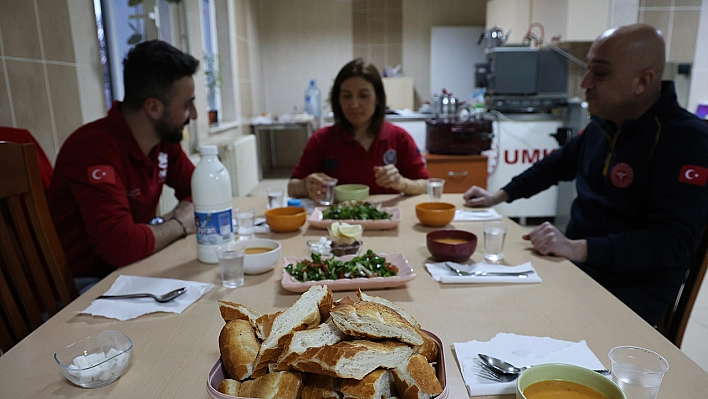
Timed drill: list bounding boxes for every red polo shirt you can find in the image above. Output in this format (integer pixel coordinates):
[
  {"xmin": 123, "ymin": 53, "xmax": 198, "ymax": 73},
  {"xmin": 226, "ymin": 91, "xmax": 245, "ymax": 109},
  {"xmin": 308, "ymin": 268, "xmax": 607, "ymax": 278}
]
[
  {"xmin": 291, "ymin": 122, "xmax": 429, "ymax": 194},
  {"xmin": 48, "ymin": 102, "xmax": 194, "ymax": 278}
]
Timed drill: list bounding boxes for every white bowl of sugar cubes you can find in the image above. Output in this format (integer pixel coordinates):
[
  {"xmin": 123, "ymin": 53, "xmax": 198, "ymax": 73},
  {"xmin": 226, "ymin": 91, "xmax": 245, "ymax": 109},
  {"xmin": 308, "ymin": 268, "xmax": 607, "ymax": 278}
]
[{"xmin": 54, "ymin": 330, "xmax": 133, "ymax": 388}]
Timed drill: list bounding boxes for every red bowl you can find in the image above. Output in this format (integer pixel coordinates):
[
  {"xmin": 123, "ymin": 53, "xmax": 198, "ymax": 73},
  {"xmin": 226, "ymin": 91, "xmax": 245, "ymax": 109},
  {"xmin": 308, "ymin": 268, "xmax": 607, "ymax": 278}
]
[{"xmin": 426, "ymin": 230, "xmax": 477, "ymax": 263}]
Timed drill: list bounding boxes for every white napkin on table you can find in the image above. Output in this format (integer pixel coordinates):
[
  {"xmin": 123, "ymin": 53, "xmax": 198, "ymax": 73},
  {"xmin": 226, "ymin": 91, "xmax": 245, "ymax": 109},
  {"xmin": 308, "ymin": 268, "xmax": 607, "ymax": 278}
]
[
  {"xmin": 80, "ymin": 275, "xmax": 213, "ymax": 321},
  {"xmin": 425, "ymin": 261, "xmax": 542, "ymax": 284},
  {"xmin": 453, "ymin": 333, "xmax": 607, "ymax": 396},
  {"xmin": 454, "ymin": 208, "xmax": 502, "ymax": 221}
]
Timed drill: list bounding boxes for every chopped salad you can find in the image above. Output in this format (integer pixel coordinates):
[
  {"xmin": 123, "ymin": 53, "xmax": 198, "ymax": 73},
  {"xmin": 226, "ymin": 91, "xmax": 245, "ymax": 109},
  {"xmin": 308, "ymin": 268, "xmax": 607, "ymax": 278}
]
[
  {"xmin": 285, "ymin": 250, "xmax": 398, "ymax": 282},
  {"xmin": 321, "ymin": 201, "xmax": 392, "ymax": 221}
]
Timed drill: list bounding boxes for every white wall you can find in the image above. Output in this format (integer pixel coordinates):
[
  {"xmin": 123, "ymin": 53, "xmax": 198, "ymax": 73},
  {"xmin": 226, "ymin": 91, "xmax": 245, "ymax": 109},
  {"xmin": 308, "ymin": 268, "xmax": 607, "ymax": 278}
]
[
  {"xmin": 688, "ymin": 0, "xmax": 708, "ymax": 115},
  {"xmin": 255, "ymin": 0, "xmax": 353, "ymax": 116}
]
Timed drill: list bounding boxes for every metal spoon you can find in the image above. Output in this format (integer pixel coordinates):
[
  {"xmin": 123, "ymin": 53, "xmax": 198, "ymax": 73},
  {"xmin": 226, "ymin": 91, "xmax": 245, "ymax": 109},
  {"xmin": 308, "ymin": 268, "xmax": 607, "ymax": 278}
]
[
  {"xmin": 444, "ymin": 262, "xmax": 534, "ymax": 277},
  {"xmin": 478, "ymin": 354, "xmax": 610, "ymax": 378},
  {"xmin": 97, "ymin": 287, "xmax": 187, "ymax": 303}
]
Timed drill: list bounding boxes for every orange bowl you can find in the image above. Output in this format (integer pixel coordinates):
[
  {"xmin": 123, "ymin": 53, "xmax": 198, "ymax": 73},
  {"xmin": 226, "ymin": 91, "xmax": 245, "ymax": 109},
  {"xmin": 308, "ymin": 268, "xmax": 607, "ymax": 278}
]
[
  {"xmin": 265, "ymin": 206, "xmax": 306, "ymax": 233},
  {"xmin": 426, "ymin": 229, "xmax": 477, "ymax": 262},
  {"xmin": 415, "ymin": 202, "xmax": 456, "ymax": 227}
]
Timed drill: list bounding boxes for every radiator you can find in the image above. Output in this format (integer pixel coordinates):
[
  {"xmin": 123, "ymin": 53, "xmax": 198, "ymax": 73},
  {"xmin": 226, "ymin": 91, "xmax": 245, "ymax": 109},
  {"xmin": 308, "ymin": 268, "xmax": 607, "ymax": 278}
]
[{"xmin": 218, "ymin": 134, "xmax": 260, "ymax": 197}]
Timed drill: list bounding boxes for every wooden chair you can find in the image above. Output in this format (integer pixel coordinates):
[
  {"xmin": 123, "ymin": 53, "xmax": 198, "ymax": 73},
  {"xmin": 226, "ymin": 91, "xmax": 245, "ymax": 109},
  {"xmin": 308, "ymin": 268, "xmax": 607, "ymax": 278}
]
[
  {"xmin": 658, "ymin": 226, "xmax": 708, "ymax": 347},
  {"xmin": 0, "ymin": 142, "xmax": 78, "ymax": 353}
]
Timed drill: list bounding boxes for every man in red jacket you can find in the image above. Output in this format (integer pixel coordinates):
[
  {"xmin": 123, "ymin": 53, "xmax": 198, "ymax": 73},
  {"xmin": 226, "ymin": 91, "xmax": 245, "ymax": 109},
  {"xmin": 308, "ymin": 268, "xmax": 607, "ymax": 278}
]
[{"xmin": 49, "ymin": 40, "xmax": 199, "ymax": 279}]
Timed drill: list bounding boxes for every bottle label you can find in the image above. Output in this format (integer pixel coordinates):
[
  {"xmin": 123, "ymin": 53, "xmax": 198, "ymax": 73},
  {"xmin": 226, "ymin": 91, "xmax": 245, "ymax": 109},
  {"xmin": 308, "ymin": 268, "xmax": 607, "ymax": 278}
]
[{"xmin": 194, "ymin": 209, "xmax": 233, "ymax": 245}]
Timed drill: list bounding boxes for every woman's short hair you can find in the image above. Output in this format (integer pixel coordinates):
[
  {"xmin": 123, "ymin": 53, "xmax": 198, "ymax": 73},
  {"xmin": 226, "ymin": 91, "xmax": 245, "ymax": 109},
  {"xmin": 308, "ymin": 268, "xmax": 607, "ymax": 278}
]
[
  {"xmin": 331, "ymin": 58, "xmax": 387, "ymax": 135},
  {"xmin": 122, "ymin": 40, "xmax": 199, "ymax": 111}
]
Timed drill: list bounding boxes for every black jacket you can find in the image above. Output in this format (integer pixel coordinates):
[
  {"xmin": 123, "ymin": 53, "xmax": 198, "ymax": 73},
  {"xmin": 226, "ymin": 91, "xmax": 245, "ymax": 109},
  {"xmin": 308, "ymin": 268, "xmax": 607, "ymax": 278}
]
[{"xmin": 503, "ymin": 82, "xmax": 708, "ymax": 325}]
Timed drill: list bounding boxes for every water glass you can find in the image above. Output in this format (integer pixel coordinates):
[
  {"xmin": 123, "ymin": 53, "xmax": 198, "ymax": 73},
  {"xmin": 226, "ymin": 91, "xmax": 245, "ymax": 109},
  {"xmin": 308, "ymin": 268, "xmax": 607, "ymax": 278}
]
[
  {"xmin": 235, "ymin": 209, "xmax": 255, "ymax": 240},
  {"xmin": 483, "ymin": 221, "xmax": 508, "ymax": 262},
  {"xmin": 215, "ymin": 244, "xmax": 245, "ymax": 288},
  {"xmin": 609, "ymin": 346, "xmax": 669, "ymax": 399},
  {"xmin": 427, "ymin": 178, "xmax": 445, "ymax": 200},
  {"xmin": 318, "ymin": 178, "xmax": 338, "ymax": 206},
  {"xmin": 267, "ymin": 188, "xmax": 284, "ymax": 209}
]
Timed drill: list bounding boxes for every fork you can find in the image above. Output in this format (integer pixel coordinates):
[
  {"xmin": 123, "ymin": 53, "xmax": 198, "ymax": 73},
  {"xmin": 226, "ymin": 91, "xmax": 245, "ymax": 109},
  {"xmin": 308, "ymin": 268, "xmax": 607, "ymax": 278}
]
[{"xmin": 444, "ymin": 262, "xmax": 535, "ymax": 277}]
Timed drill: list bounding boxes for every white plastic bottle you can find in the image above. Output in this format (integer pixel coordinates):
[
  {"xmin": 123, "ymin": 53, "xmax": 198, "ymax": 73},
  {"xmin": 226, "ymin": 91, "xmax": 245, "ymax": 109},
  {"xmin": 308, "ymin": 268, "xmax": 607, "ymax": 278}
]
[
  {"xmin": 304, "ymin": 79, "xmax": 321, "ymax": 118},
  {"xmin": 191, "ymin": 145, "xmax": 233, "ymax": 263}
]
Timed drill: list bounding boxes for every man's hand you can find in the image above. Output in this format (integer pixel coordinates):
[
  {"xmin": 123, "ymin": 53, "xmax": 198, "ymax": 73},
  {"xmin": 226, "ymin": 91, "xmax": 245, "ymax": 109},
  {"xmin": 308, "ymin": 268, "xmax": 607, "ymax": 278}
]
[
  {"xmin": 463, "ymin": 186, "xmax": 508, "ymax": 208},
  {"xmin": 522, "ymin": 221, "xmax": 588, "ymax": 262}
]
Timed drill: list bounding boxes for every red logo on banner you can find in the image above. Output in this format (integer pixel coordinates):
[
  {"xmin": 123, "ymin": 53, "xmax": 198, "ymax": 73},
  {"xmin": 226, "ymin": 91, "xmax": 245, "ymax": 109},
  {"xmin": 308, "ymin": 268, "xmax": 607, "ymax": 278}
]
[
  {"xmin": 678, "ymin": 165, "xmax": 708, "ymax": 186},
  {"xmin": 610, "ymin": 163, "xmax": 634, "ymax": 188},
  {"xmin": 87, "ymin": 165, "xmax": 116, "ymax": 184}
]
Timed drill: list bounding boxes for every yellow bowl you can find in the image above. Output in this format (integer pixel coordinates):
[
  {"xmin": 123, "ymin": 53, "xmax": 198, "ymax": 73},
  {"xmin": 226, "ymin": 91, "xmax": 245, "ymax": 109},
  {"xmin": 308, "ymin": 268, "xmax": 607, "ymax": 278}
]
[
  {"xmin": 517, "ymin": 364, "xmax": 626, "ymax": 399},
  {"xmin": 415, "ymin": 202, "xmax": 456, "ymax": 227},
  {"xmin": 335, "ymin": 184, "xmax": 370, "ymax": 202},
  {"xmin": 265, "ymin": 206, "xmax": 306, "ymax": 233}
]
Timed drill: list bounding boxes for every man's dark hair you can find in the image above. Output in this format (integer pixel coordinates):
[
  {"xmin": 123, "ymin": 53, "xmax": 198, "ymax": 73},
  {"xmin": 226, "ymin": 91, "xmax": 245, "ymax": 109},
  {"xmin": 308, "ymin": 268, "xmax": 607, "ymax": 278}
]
[
  {"xmin": 331, "ymin": 58, "xmax": 387, "ymax": 135},
  {"xmin": 122, "ymin": 40, "xmax": 199, "ymax": 111}
]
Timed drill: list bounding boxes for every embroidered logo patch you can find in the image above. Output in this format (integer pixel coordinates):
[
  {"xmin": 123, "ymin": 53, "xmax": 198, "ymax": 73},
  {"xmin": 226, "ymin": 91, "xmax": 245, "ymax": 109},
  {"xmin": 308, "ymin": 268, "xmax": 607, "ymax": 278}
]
[
  {"xmin": 87, "ymin": 165, "xmax": 116, "ymax": 185},
  {"xmin": 610, "ymin": 162, "xmax": 634, "ymax": 188},
  {"xmin": 383, "ymin": 149, "xmax": 397, "ymax": 165},
  {"xmin": 157, "ymin": 151, "xmax": 168, "ymax": 182},
  {"xmin": 678, "ymin": 165, "xmax": 708, "ymax": 186}
]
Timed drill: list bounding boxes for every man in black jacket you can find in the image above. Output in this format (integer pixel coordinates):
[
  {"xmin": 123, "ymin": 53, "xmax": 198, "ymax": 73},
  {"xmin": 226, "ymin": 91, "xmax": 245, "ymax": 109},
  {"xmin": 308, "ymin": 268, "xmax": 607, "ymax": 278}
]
[{"xmin": 463, "ymin": 24, "xmax": 708, "ymax": 326}]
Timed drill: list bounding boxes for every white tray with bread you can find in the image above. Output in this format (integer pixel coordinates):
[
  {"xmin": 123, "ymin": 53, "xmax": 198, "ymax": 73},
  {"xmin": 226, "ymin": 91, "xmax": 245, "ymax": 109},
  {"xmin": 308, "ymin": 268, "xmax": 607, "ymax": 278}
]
[
  {"xmin": 280, "ymin": 253, "xmax": 416, "ymax": 293},
  {"xmin": 208, "ymin": 287, "xmax": 448, "ymax": 399}
]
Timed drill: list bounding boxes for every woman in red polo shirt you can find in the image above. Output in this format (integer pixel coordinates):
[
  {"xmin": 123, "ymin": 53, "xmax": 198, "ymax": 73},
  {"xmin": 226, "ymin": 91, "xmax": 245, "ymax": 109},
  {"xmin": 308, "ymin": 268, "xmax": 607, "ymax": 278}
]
[{"xmin": 288, "ymin": 58, "xmax": 429, "ymax": 201}]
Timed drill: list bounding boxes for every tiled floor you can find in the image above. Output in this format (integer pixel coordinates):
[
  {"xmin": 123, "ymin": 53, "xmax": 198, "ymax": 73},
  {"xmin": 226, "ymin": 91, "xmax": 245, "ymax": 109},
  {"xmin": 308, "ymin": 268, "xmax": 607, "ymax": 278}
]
[{"xmin": 248, "ymin": 176, "xmax": 708, "ymax": 373}]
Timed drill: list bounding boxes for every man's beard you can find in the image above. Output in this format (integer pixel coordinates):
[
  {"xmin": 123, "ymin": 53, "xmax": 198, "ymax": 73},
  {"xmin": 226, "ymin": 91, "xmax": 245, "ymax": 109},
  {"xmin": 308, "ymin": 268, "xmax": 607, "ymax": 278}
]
[{"xmin": 156, "ymin": 114, "xmax": 188, "ymax": 144}]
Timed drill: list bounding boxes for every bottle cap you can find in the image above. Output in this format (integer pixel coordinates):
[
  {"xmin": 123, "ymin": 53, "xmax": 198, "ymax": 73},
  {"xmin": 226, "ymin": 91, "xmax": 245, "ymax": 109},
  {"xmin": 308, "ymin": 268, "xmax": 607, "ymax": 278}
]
[
  {"xmin": 287, "ymin": 199, "xmax": 302, "ymax": 207},
  {"xmin": 199, "ymin": 145, "xmax": 218, "ymax": 155}
]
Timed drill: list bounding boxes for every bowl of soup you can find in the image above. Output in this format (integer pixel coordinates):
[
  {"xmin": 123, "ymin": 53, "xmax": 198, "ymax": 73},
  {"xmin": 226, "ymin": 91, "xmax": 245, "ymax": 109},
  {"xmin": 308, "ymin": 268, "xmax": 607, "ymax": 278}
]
[
  {"xmin": 426, "ymin": 229, "xmax": 477, "ymax": 262},
  {"xmin": 517, "ymin": 363, "xmax": 625, "ymax": 399},
  {"xmin": 240, "ymin": 238, "xmax": 282, "ymax": 274},
  {"xmin": 416, "ymin": 202, "xmax": 456, "ymax": 227}
]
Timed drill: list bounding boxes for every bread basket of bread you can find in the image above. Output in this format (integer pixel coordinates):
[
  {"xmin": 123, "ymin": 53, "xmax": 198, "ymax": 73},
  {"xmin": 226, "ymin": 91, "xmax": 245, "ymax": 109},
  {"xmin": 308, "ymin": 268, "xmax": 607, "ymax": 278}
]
[{"xmin": 207, "ymin": 286, "xmax": 448, "ymax": 399}]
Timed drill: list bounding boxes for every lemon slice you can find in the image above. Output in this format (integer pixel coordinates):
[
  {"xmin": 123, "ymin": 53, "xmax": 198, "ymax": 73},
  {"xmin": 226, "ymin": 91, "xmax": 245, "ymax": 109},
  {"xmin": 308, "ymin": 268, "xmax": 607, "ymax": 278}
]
[{"xmin": 338, "ymin": 223, "xmax": 363, "ymax": 238}]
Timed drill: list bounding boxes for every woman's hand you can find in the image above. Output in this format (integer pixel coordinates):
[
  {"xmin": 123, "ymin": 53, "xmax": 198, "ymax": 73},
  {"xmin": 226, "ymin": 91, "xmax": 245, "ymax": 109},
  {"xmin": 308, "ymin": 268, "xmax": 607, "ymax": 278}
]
[
  {"xmin": 305, "ymin": 173, "xmax": 335, "ymax": 201},
  {"xmin": 374, "ymin": 165, "xmax": 402, "ymax": 189}
]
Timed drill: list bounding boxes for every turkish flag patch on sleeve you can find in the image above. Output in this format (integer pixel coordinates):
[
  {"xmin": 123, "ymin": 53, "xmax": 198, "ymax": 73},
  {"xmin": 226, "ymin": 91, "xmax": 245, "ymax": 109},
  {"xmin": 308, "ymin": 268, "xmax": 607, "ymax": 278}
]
[
  {"xmin": 678, "ymin": 165, "xmax": 708, "ymax": 186},
  {"xmin": 87, "ymin": 165, "xmax": 116, "ymax": 185}
]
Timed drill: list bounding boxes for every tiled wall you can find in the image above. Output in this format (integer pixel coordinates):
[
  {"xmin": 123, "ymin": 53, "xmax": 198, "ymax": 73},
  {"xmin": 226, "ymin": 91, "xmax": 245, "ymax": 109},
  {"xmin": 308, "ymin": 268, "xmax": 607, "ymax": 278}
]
[
  {"xmin": 0, "ymin": 0, "xmax": 104, "ymax": 163},
  {"xmin": 352, "ymin": 0, "xmax": 403, "ymax": 73},
  {"xmin": 639, "ymin": 0, "xmax": 702, "ymax": 62}
]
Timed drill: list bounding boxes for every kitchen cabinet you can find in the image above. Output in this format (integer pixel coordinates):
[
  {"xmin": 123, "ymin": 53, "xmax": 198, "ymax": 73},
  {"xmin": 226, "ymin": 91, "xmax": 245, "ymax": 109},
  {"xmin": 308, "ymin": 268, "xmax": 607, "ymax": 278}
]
[{"xmin": 424, "ymin": 154, "xmax": 488, "ymax": 193}]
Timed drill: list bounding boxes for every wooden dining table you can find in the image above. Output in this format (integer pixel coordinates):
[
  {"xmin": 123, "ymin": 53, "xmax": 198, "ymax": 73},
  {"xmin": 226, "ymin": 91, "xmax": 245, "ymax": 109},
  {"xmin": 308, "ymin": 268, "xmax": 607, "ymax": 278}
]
[{"xmin": 1, "ymin": 194, "xmax": 707, "ymax": 398}]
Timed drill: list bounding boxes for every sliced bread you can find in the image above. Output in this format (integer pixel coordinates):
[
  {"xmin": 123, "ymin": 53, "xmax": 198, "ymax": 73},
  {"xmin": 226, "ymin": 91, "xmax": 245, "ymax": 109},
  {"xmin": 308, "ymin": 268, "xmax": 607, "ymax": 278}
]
[
  {"xmin": 255, "ymin": 311, "xmax": 282, "ymax": 341},
  {"xmin": 275, "ymin": 319, "xmax": 347, "ymax": 371},
  {"xmin": 253, "ymin": 285, "xmax": 333, "ymax": 375},
  {"xmin": 330, "ymin": 301, "xmax": 423, "ymax": 346},
  {"xmin": 288, "ymin": 340, "xmax": 414, "ymax": 380},
  {"xmin": 219, "ymin": 319, "xmax": 260, "ymax": 380},
  {"xmin": 340, "ymin": 369, "xmax": 395, "ymax": 399},
  {"xmin": 217, "ymin": 378, "xmax": 241, "ymax": 396},
  {"xmin": 357, "ymin": 289, "xmax": 420, "ymax": 330},
  {"xmin": 300, "ymin": 374, "xmax": 342, "ymax": 399},
  {"xmin": 391, "ymin": 354, "xmax": 443, "ymax": 399},
  {"xmin": 413, "ymin": 332, "xmax": 439, "ymax": 363},
  {"xmin": 240, "ymin": 370, "xmax": 304, "ymax": 399},
  {"xmin": 218, "ymin": 300, "xmax": 262, "ymax": 325}
]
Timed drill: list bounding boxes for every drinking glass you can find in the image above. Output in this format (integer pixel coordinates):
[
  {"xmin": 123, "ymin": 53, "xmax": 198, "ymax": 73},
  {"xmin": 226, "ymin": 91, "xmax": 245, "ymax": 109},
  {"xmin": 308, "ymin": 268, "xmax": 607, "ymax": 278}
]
[
  {"xmin": 318, "ymin": 178, "xmax": 338, "ymax": 206},
  {"xmin": 267, "ymin": 188, "xmax": 284, "ymax": 209},
  {"xmin": 215, "ymin": 244, "xmax": 245, "ymax": 288},
  {"xmin": 609, "ymin": 346, "xmax": 669, "ymax": 399},
  {"xmin": 483, "ymin": 221, "xmax": 508, "ymax": 262},
  {"xmin": 427, "ymin": 178, "xmax": 445, "ymax": 200},
  {"xmin": 235, "ymin": 209, "xmax": 255, "ymax": 240}
]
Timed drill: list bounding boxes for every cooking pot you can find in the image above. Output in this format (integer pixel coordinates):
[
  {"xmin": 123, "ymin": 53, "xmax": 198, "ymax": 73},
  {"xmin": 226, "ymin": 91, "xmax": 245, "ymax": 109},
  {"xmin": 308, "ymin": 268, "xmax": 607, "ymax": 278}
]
[{"xmin": 425, "ymin": 118, "xmax": 493, "ymax": 155}]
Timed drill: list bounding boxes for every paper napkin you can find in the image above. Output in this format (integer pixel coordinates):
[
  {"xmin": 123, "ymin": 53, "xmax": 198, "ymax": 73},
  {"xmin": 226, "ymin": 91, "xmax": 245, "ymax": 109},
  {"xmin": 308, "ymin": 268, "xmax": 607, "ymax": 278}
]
[
  {"xmin": 453, "ymin": 333, "xmax": 607, "ymax": 396},
  {"xmin": 81, "ymin": 275, "xmax": 213, "ymax": 321},
  {"xmin": 425, "ymin": 261, "xmax": 541, "ymax": 284},
  {"xmin": 454, "ymin": 208, "xmax": 502, "ymax": 222}
]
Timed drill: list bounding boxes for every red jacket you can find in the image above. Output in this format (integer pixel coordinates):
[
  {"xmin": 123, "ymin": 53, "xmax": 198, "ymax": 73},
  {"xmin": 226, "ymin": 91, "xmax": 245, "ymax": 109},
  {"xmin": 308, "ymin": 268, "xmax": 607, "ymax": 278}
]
[{"xmin": 48, "ymin": 102, "xmax": 194, "ymax": 278}]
